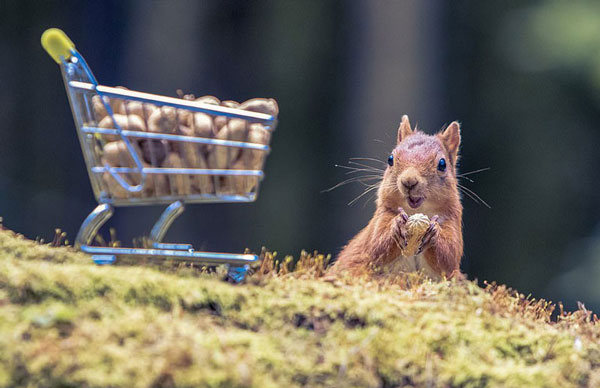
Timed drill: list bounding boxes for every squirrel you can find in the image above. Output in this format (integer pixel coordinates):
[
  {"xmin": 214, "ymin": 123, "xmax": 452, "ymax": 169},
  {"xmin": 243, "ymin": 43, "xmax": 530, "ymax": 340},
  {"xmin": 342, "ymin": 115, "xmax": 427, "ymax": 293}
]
[{"xmin": 329, "ymin": 115, "xmax": 464, "ymax": 280}]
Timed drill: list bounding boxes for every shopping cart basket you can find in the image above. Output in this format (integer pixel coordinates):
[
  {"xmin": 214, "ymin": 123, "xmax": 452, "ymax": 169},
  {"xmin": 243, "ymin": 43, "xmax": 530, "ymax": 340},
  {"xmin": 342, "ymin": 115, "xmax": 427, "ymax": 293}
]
[{"xmin": 41, "ymin": 29, "xmax": 277, "ymax": 280}]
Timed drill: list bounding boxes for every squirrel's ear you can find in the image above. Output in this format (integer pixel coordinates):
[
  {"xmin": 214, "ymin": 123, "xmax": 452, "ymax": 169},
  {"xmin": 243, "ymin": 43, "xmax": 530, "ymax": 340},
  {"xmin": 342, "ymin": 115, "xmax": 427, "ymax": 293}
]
[
  {"xmin": 397, "ymin": 115, "xmax": 413, "ymax": 144},
  {"xmin": 439, "ymin": 121, "xmax": 461, "ymax": 164}
]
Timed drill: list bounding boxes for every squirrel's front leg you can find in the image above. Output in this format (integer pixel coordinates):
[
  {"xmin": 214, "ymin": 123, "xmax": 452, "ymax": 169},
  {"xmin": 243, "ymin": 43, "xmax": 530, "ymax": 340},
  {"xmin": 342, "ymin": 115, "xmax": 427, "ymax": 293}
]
[
  {"xmin": 370, "ymin": 207, "xmax": 409, "ymax": 263},
  {"xmin": 420, "ymin": 216, "xmax": 463, "ymax": 277}
]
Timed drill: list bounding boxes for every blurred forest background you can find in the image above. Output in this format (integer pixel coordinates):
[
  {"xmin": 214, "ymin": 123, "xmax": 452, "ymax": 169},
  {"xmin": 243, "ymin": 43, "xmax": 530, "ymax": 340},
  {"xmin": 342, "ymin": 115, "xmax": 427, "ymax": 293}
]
[{"xmin": 1, "ymin": 1, "xmax": 599, "ymax": 311}]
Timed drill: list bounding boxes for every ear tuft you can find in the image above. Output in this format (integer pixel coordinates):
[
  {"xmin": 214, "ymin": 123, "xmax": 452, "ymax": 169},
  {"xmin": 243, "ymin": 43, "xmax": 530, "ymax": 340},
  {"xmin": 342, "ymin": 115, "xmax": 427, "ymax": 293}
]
[
  {"xmin": 397, "ymin": 115, "xmax": 413, "ymax": 144},
  {"xmin": 439, "ymin": 121, "xmax": 461, "ymax": 164}
]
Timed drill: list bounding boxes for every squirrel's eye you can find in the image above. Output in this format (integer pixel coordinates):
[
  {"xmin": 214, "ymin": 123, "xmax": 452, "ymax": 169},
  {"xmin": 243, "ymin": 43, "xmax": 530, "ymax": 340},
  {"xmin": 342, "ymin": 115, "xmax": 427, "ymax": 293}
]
[
  {"xmin": 388, "ymin": 154, "xmax": 394, "ymax": 167},
  {"xmin": 437, "ymin": 158, "xmax": 446, "ymax": 172}
]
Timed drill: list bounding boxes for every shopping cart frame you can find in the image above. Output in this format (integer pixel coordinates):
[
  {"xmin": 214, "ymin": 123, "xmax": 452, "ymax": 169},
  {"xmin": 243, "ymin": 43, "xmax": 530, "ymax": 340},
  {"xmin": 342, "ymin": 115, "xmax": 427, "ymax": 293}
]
[{"xmin": 42, "ymin": 29, "xmax": 277, "ymax": 281}]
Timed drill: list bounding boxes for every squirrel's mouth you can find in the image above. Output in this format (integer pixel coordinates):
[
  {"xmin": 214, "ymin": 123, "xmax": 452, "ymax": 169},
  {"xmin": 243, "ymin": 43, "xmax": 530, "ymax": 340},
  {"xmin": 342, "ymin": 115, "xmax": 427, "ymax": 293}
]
[{"xmin": 407, "ymin": 196, "xmax": 425, "ymax": 209}]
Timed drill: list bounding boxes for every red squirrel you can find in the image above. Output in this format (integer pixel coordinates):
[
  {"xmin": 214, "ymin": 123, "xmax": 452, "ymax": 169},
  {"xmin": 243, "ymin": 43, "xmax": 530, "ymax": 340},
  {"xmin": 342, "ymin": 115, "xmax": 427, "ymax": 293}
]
[{"xmin": 329, "ymin": 115, "xmax": 464, "ymax": 280}]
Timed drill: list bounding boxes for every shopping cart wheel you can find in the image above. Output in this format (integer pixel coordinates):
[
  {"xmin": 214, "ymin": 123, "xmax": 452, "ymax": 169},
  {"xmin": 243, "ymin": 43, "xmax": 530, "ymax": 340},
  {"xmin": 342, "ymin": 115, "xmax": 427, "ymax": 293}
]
[
  {"xmin": 92, "ymin": 255, "xmax": 116, "ymax": 265},
  {"xmin": 227, "ymin": 265, "xmax": 249, "ymax": 283}
]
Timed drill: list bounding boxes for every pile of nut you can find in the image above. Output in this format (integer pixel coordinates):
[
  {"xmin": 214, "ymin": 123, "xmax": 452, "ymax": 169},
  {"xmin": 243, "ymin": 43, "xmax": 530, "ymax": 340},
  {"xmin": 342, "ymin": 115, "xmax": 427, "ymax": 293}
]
[{"xmin": 91, "ymin": 90, "xmax": 278, "ymax": 199}]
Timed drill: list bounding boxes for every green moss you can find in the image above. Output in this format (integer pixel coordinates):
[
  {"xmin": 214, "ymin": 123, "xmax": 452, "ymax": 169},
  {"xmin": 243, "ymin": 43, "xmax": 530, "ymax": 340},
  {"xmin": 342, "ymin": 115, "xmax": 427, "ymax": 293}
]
[{"xmin": 0, "ymin": 227, "xmax": 598, "ymax": 387}]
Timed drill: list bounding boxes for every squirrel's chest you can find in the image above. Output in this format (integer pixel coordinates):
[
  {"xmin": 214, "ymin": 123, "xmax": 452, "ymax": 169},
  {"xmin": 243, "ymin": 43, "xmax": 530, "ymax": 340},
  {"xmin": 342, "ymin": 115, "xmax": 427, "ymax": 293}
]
[{"xmin": 384, "ymin": 253, "xmax": 440, "ymax": 280}]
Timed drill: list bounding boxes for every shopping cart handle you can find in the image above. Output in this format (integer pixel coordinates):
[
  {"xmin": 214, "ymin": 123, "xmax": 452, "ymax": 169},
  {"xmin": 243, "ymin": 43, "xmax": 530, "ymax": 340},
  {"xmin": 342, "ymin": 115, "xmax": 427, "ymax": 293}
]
[{"xmin": 41, "ymin": 28, "xmax": 75, "ymax": 64}]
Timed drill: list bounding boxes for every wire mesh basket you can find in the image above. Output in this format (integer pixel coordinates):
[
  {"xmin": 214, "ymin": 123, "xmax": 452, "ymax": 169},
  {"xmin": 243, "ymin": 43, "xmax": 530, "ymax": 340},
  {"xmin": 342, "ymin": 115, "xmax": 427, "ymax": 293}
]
[{"xmin": 42, "ymin": 28, "xmax": 278, "ymax": 280}]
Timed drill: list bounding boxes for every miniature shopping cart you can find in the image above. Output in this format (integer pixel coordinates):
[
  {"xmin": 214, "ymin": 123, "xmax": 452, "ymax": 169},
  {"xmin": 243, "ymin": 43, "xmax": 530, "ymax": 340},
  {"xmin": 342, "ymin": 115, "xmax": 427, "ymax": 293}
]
[{"xmin": 41, "ymin": 29, "xmax": 277, "ymax": 280}]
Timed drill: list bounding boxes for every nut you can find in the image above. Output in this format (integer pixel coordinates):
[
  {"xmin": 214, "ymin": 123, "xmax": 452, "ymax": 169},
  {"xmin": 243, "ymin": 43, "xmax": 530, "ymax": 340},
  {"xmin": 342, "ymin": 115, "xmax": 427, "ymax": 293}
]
[
  {"xmin": 177, "ymin": 125, "xmax": 214, "ymax": 194},
  {"xmin": 403, "ymin": 213, "xmax": 430, "ymax": 257},
  {"xmin": 239, "ymin": 123, "xmax": 269, "ymax": 171},
  {"xmin": 192, "ymin": 112, "xmax": 214, "ymax": 139},
  {"xmin": 92, "ymin": 94, "xmax": 126, "ymax": 121},
  {"xmin": 207, "ymin": 126, "xmax": 233, "ymax": 170},
  {"xmin": 98, "ymin": 114, "xmax": 146, "ymax": 141},
  {"xmin": 140, "ymin": 139, "xmax": 168, "ymax": 166},
  {"xmin": 148, "ymin": 106, "xmax": 177, "ymax": 134},
  {"xmin": 221, "ymin": 158, "xmax": 257, "ymax": 195},
  {"xmin": 239, "ymin": 98, "xmax": 279, "ymax": 116},
  {"xmin": 126, "ymin": 101, "xmax": 156, "ymax": 119},
  {"xmin": 163, "ymin": 152, "xmax": 191, "ymax": 196}
]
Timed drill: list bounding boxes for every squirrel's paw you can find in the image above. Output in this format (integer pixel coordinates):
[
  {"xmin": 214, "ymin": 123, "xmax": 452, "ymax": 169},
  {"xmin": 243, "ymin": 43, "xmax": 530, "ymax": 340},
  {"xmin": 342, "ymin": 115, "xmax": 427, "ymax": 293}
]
[
  {"xmin": 392, "ymin": 207, "xmax": 409, "ymax": 249},
  {"xmin": 417, "ymin": 215, "xmax": 440, "ymax": 254}
]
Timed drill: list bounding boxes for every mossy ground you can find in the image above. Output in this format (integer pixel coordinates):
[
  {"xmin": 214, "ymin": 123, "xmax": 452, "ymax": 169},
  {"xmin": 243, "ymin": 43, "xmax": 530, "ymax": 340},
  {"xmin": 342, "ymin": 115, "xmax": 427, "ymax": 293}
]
[{"xmin": 0, "ymin": 226, "xmax": 599, "ymax": 388}]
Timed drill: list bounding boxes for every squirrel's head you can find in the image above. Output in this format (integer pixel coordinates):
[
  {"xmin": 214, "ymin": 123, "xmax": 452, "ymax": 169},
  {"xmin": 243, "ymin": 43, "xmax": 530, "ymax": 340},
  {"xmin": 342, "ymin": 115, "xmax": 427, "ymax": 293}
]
[{"xmin": 378, "ymin": 115, "xmax": 461, "ymax": 215}]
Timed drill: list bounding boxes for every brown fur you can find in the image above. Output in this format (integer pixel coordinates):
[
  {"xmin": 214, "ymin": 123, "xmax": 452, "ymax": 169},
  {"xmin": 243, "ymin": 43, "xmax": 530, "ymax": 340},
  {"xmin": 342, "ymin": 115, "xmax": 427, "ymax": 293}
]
[{"xmin": 330, "ymin": 115, "xmax": 464, "ymax": 279}]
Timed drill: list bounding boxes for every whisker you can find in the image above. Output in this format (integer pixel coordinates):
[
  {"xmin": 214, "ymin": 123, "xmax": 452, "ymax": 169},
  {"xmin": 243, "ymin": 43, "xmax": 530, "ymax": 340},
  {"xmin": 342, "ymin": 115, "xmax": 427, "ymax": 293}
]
[
  {"xmin": 458, "ymin": 187, "xmax": 483, "ymax": 206},
  {"xmin": 458, "ymin": 184, "xmax": 491, "ymax": 208},
  {"xmin": 357, "ymin": 180, "xmax": 381, "ymax": 187},
  {"xmin": 349, "ymin": 157, "xmax": 387, "ymax": 166},
  {"xmin": 335, "ymin": 164, "xmax": 384, "ymax": 175},
  {"xmin": 355, "ymin": 181, "xmax": 383, "ymax": 191},
  {"xmin": 322, "ymin": 175, "xmax": 382, "ymax": 193},
  {"xmin": 457, "ymin": 167, "xmax": 490, "ymax": 177},
  {"xmin": 348, "ymin": 161, "xmax": 385, "ymax": 172},
  {"xmin": 458, "ymin": 176, "xmax": 475, "ymax": 183},
  {"xmin": 377, "ymin": 182, "xmax": 397, "ymax": 190},
  {"xmin": 364, "ymin": 192, "xmax": 379, "ymax": 208},
  {"xmin": 348, "ymin": 185, "xmax": 380, "ymax": 206},
  {"xmin": 348, "ymin": 181, "xmax": 396, "ymax": 206},
  {"xmin": 345, "ymin": 169, "xmax": 384, "ymax": 176},
  {"xmin": 358, "ymin": 179, "xmax": 397, "ymax": 207}
]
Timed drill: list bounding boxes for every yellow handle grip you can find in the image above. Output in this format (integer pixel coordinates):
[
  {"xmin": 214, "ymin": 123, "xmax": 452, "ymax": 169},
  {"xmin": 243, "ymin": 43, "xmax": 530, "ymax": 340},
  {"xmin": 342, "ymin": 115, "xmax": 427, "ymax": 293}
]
[{"xmin": 41, "ymin": 28, "xmax": 75, "ymax": 64}]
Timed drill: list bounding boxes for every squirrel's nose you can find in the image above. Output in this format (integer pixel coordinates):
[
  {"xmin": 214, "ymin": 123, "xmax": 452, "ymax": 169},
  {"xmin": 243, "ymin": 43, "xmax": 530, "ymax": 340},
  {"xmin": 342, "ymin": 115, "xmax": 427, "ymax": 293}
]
[{"xmin": 401, "ymin": 176, "xmax": 418, "ymax": 190}]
